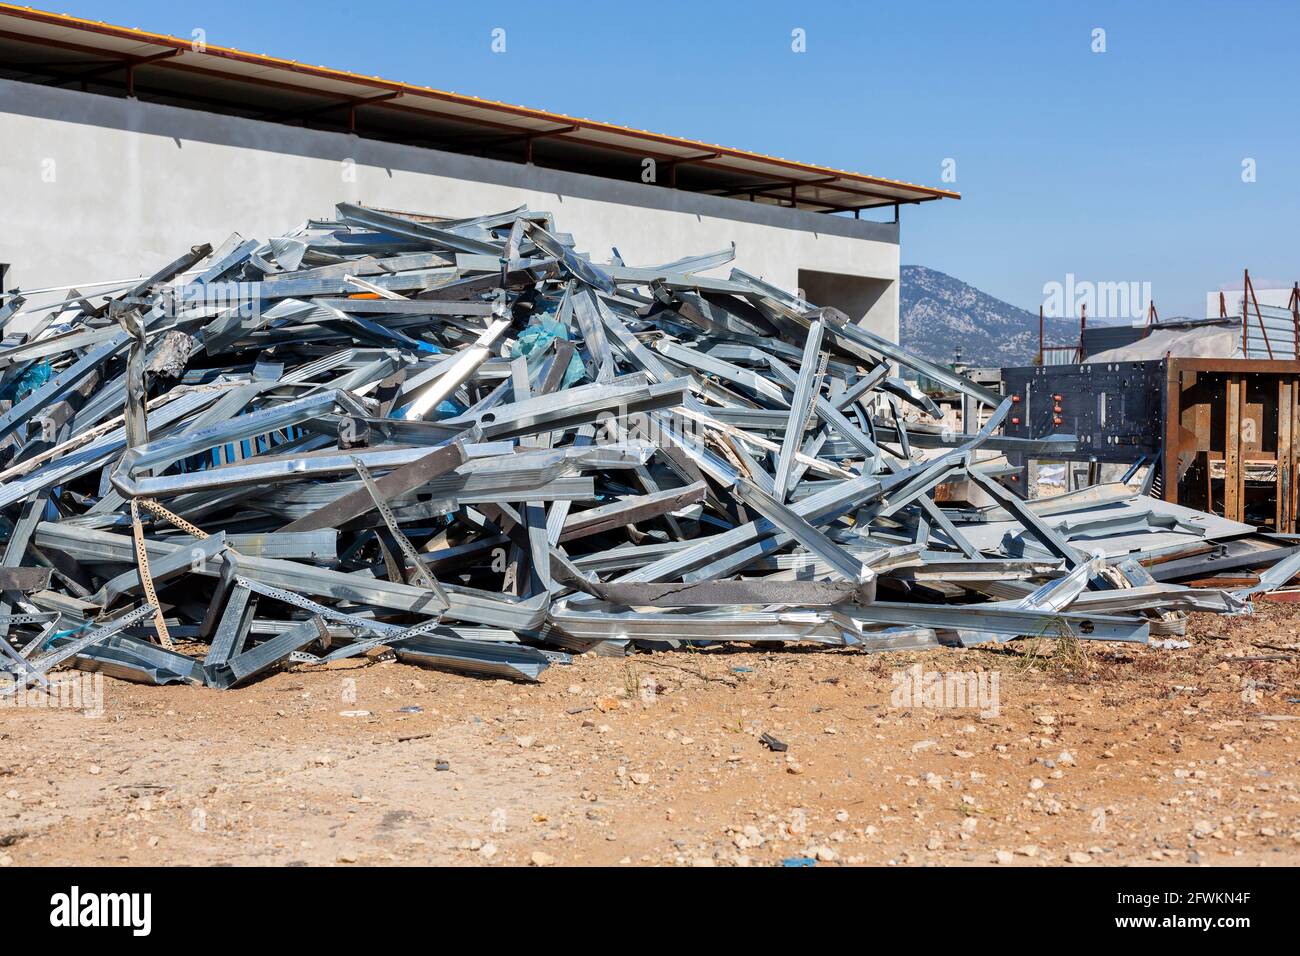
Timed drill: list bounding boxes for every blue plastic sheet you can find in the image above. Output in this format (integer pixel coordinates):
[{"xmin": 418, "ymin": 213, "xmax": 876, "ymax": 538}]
[
  {"xmin": 511, "ymin": 315, "xmax": 585, "ymax": 387},
  {"xmin": 0, "ymin": 360, "xmax": 51, "ymax": 402}
]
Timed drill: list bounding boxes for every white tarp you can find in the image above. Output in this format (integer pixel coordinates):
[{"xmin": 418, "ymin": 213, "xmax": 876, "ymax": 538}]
[{"xmin": 1086, "ymin": 323, "xmax": 1242, "ymax": 363}]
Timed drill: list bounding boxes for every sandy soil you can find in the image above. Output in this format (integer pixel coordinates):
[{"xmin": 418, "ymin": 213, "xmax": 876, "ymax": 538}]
[{"xmin": 2, "ymin": 602, "xmax": 1298, "ymax": 868}]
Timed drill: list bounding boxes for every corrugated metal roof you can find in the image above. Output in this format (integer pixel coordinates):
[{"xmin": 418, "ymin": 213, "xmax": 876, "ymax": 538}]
[{"xmin": 0, "ymin": 3, "xmax": 959, "ymax": 214}]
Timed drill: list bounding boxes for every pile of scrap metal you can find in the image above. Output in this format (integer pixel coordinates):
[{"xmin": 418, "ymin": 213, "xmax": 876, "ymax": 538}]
[{"xmin": 1, "ymin": 202, "xmax": 1296, "ymax": 694}]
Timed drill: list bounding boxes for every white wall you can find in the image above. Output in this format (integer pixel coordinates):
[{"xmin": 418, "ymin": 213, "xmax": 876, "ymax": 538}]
[
  {"xmin": 798, "ymin": 269, "xmax": 897, "ymax": 335},
  {"xmin": 0, "ymin": 79, "xmax": 903, "ymax": 339}
]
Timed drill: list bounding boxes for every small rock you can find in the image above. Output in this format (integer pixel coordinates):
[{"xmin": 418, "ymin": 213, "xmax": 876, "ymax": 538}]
[
  {"xmin": 995, "ymin": 849, "xmax": 1014, "ymax": 864},
  {"xmin": 1068, "ymin": 851, "xmax": 1091, "ymax": 864},
  {"xmin": 530, "ymin": 851, "xmax": 555, "ymax": 867}
]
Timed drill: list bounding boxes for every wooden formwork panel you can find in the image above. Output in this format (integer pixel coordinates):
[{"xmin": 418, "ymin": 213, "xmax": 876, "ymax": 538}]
[{"xmin": 1164, "ymin": 359, "xmax": 1300, "ymax": 533}]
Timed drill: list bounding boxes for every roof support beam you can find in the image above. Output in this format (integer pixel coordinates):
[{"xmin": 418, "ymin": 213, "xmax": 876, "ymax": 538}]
[
  {"xmin": 661, "ymin": 152, "xmax": 720, "ymax": 187},
  {"xmin": 471, "ymin": 125, "xmax": 578, "ymax": 163},
  {"xmin": 254, "ymin": 90, "xmax": 401, "ymax": 123},
  {"xmin": 42, "ymin": 48, "xmax": 181, "ymax": 88},
  {"xmin": 708, "ymin": 174, "xmax": 918, "ymax": 209},
  {"xmin": 711, "ymin": 176, "xmax": 838, "ymax": 197}
]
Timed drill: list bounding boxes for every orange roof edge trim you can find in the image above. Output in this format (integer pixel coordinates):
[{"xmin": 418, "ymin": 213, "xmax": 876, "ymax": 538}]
[{"xmin": 0, "ymin": 3, "xmax": 960, "ymax": 202}]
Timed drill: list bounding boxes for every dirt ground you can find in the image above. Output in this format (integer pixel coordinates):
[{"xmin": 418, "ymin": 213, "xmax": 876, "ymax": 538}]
[{"xmin": 2, "ymin": 601, "xmax": 1298, "ymax": 868}]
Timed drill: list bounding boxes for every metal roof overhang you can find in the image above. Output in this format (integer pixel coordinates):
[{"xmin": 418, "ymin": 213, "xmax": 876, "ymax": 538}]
[{"xmin": 0, "ymin": 4, "xmax": 960, "ymax": 215}]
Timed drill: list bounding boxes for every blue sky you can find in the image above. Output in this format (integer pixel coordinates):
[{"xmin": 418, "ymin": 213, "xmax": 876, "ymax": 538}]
[{"xmin": 38, "ymin": 0, "xmax": 1300, "ymax": 318}]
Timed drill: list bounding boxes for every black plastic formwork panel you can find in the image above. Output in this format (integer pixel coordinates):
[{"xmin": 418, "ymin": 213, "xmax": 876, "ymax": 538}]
[
  {"xmin": 1081, "ymin": 324, "xmax": 1148, "ymax": 359},
  {"xmin": 1000, "ymin": 360, "xmax": 1165, "ymax": 469}
]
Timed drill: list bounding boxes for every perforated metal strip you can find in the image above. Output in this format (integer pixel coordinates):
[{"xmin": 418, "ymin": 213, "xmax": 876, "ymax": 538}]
[
  {"xmin": 236, "ymin": 577, "xmax": 442, "ymax": 640},
  {"xmin": 130, "ymin": 498, "xmax": 173, "ymax": 648},
  {"xmin": 0, "ymin": 633, "xmax": 49, "ymax": 687},
  {"xmin": 20, "ymin": 617, "xmax": 62, "ymax": 660},
  {"xmin": 138, "ymin": 496, "xmax": 224, "ymax": 545},
  {"xmin": 803, "ymin": 354, "xmax": 829, "ymax": 433},
  {"xmin": 351, "ymin": 456, "xmax": 450, "ymax": 606},
  {"xmin": 236, "ymin": 577, "xmax": 369, "ymax": 629},
  {"xmin": 233, "ymin": 576, "xmax": 442, "ymax": 661},
  {"xmin": 0, "ymin": 613, "xmax": 59, "ymax": 627},
  {"xmin": 3, "ymin": 603, "xmax": 157, "ymax": 694}
]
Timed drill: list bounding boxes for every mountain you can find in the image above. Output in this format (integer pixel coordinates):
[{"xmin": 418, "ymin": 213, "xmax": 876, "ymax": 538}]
[{"xmin": 899, "ymin": 265, "xmax": 1079, "ymax": 367}]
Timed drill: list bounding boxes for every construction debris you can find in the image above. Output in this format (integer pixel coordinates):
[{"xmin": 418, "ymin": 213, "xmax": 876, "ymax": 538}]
[{"xmin": 1, "ymin": 202, "xmax": 1296, "ymax": 695}]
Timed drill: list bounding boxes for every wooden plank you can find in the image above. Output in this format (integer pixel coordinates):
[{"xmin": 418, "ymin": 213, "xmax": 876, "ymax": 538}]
[
  {"xmin": 1190, "ymin": 371, "xmax": 1211, "ymax": 508},
  {"xmin": 1237, "ymin": 375, "xmax": 1249, "ymax": 520},
  {"xmin": 1184, "ymin": 575, "xmax": 1259, "ymax": 588},
  {"xmin": 1200, "ymin": 450, "xmax": 1212, "ymax": 516},
  {"xmin": 1163, "ymin": 362, "xmax": 1181, "ymax": 503},
  {"xmin": 1274, "ymin": 382, "xmax": 1284, "ymax": 530},
  {"xmin": 1291, "ymin": 375, "xmax": 1300, "ymax": 533},
  {"xmin": 1225, "ymin": 375, "xmax": 1242, "ymax": 521}
]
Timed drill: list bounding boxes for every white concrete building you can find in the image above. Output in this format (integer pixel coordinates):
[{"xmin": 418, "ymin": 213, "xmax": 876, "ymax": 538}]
[{"xmin": 0, "ymin": 5, "xmax": 957, "ymax": 341}]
